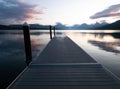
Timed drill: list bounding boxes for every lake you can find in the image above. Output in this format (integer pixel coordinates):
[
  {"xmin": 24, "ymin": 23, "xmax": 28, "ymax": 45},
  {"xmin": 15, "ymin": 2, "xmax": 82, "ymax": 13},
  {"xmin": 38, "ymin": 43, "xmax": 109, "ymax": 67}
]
[{"xmin": 0, "ymin": 29, "xmax": 120, "ymax": 88}]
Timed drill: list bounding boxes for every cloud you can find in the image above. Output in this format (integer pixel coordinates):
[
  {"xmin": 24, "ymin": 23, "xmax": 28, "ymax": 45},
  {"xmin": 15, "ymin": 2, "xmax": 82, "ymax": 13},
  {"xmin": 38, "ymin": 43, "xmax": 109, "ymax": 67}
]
[
  {"xmin": 0, "ymin": 0, "xmax": 43, "ymax": 25},
  {"xmin": 90, "ymin": 4, "xmax": 120, "ymax": 19}
]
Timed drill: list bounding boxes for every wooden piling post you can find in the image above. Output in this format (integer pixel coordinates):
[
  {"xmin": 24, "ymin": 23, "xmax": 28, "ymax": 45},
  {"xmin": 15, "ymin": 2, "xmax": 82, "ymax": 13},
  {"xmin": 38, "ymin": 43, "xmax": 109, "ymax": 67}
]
[
  {"xmin": 23, "ymin": 22, "xmax": 32, "ymax": 66},
  {"xmin": 49, "ymin": 25, "xmax": 52, "ymax": 39},
  {"xmin": 53, "ymin": 26, "xmax": 56, "ymax": 36}
]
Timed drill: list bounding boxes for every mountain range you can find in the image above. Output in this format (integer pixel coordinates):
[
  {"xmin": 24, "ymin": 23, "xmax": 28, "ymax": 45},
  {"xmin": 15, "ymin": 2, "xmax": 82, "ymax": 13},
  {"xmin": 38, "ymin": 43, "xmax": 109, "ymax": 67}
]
[
  {"xmin": 0, "ymin": 20, "xmax": 120, "ymax": 30},
  {"xmin": 97, "ymin": 20, "xmax": 120, "ymax": 30},
  {"xmin": 55, "ymin": 20, "xmax": 120, "ymax": 30}
]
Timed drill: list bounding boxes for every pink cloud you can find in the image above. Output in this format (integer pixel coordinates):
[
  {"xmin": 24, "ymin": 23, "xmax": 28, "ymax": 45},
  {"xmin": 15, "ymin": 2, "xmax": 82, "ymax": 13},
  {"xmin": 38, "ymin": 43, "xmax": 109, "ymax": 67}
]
[
  {"xmin": 0, "ymin": 0, "xmax": 44, "ymax": 25},
  {"xmin": 90, "ymin": 4, "xmax": 120, "ymax": 19}
]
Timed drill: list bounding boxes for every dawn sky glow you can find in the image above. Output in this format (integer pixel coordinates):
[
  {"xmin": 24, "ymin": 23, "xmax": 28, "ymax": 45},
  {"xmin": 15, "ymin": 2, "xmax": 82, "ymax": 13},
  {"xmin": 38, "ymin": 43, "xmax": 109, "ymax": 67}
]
[{"xmin": 0, "ymin": 0, "xmax": 120, "ymax": 25}]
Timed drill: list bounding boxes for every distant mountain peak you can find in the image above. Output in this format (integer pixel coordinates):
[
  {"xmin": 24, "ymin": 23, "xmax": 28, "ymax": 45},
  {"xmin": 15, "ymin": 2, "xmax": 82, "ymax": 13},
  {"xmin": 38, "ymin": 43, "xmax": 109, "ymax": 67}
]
[
  {"xmin": 97, "ymin": 20, "xmax": 120, "ymax": 30},
  {"xmin": 112, "ymin": 20, "xmax": 120, "ymax": 24}
]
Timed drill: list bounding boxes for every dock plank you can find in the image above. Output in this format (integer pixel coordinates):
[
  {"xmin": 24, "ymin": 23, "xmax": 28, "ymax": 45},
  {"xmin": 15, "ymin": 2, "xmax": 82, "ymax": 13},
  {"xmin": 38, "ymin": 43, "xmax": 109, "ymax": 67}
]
[{"xmin": 12, "ymin": 64, "xmax": 120, "ymax": 89}]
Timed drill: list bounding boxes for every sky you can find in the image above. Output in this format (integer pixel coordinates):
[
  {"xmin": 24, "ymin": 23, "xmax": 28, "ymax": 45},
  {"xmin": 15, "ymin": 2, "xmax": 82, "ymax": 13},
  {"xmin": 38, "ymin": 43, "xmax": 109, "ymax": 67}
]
[{"xmin": 0, "ymin": 0, "xmax": 120, "ymax": 25}]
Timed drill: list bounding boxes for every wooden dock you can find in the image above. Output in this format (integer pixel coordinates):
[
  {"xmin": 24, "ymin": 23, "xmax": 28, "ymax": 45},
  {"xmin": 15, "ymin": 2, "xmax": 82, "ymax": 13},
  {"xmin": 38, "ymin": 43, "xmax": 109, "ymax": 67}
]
[{"xmin": 8, "ymin": 36, "xmax": 120, "ymax": 89}]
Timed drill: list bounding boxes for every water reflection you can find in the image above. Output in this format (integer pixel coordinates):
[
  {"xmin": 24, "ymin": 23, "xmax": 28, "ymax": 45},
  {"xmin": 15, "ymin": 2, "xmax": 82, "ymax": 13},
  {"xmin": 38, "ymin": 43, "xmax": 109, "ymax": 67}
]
[
  {"xmin": 88, "ymin": 33, "xmax": 120, "ymax": 53},
  {"xmin": 88, "ymin": 40, "xmax": 120, "ymax": 53},
  {"xmin": 111, "ymin": 33, "xmax": 120, "ymax": 38},
  {"xmin": 30, "ymin": 33, "xmax": 50, "ymax": 59},
  {"xmin": 0, "ymin": 30, "xmax": 50, "ymax": 88},
  {"xmin": 0, "ymin": 31, "xmax": 26, "ymax": 88},
  {"xmin": 65, "ymin": 31, "xmax": 120, "ymax": 54}
]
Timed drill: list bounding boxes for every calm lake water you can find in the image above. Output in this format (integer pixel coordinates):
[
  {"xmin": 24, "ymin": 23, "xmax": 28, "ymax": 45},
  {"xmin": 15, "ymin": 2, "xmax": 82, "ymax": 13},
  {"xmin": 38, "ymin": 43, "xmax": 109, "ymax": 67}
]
[{"xmin": 0, "ymin": 29, "xmax": 120, "ymax": 88}]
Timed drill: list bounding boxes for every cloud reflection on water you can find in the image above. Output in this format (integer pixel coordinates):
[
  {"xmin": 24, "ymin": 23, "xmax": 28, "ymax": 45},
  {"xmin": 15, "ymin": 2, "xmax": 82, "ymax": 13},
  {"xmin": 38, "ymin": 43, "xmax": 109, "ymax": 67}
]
[
  {"xmin": 88, "ymin": 33, "xmax": 120, "ymax": 53},
  {"xmin": 88, "ymin": 40, "xmax": 120, "ymax": 53}
]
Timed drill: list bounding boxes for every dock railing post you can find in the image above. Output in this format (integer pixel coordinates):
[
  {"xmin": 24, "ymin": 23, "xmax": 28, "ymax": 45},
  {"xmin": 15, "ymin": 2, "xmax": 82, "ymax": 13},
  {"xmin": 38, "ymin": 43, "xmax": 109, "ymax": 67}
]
[
  {"xmin": 49, "ymin": 25, "xmax": 52, "ymax": 39},
  {"xmin": 53, "ymin": 26, "xmax": 56, "ymax": 36},
  {"xmin": 23, "ymin": 22, "xmax": 32, "ymax": 66}
]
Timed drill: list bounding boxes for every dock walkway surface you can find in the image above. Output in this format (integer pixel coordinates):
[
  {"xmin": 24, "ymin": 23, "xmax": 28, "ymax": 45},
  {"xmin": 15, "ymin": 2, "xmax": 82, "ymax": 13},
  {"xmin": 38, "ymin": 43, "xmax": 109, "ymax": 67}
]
[{"xmin": 8, "ymin": 36, "xmax": 120, "ymax": 89}]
